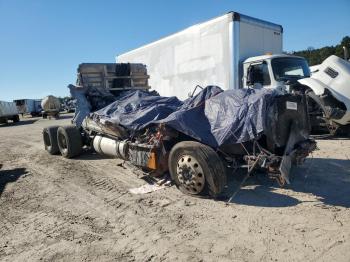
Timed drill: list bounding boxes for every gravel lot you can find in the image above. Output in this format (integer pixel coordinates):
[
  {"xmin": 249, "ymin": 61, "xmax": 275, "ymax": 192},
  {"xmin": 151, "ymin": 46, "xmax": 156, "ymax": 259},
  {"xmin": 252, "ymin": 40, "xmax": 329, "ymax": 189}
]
[{"xmin": 0, "ymin": 114, "xmax": 349, "ymax": 262}]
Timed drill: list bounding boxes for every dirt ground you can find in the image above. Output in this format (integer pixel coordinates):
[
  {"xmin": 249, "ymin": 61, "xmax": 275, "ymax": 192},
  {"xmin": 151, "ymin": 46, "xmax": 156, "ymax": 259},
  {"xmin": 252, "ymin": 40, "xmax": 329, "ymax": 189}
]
[{"xmin": 0, "ymin": 114, "xmax": 349, "ymax": 262}]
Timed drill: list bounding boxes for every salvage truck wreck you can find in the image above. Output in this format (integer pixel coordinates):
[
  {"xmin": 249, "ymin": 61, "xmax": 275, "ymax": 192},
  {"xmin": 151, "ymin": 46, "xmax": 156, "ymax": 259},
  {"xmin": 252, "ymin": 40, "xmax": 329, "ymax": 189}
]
[{"xmin": 42, "ymin": 63, "xmax": 316, "ymax": 197}]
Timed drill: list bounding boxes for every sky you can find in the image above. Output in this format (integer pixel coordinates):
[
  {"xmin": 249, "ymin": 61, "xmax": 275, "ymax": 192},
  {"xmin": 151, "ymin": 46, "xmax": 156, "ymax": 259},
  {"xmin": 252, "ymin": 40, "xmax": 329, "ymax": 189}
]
[{"xmin": 0, "ymin": 0, "xmax": 349, "ymax": 101}]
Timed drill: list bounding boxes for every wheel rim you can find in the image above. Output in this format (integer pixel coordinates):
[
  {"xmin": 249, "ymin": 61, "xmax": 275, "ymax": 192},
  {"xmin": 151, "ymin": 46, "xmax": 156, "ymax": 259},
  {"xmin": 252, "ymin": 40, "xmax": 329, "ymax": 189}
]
[
  {"xmin": 176, "ymin": 155, "xmax": 205, "ymax": 194},
  {"xmin": 58, "ymin": 132, "xmax": 68, "ymax": 153}
]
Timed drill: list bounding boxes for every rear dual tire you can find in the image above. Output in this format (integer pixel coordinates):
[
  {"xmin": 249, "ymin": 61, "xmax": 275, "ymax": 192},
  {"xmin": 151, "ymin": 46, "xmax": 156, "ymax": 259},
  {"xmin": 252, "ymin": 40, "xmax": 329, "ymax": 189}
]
[
  {"xmin": 43, "ymin": 126, "xmax": 60, "ymax": 154},
  {"xmin": 43, "ymin": 125, "xmax": 82, "ymax": 158},
  {"xmin": 57, "ymin": 125, "xmax": 83, "ymax": 158}
]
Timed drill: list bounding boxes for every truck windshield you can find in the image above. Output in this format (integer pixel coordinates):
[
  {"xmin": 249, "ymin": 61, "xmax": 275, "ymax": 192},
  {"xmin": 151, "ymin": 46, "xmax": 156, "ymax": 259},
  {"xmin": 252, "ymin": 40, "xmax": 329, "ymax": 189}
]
[{"xmin": 271, "ymin": 57, "xmax": 310, "ymax": 82}]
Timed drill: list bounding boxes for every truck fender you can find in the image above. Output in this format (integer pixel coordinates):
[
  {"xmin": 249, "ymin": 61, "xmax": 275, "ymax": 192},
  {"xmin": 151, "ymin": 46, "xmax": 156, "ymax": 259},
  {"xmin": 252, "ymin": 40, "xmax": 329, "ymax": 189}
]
[
  {"xmin": 298, "ymin": 78, "xmax": 326, "ymax": 96},
  {"xmin": 299, "ymin": 77, "xmax": 350, "ymax": 111},
  {"xmin": 299, "ymin": 77, "xmax": 350, "ymax": 126}
]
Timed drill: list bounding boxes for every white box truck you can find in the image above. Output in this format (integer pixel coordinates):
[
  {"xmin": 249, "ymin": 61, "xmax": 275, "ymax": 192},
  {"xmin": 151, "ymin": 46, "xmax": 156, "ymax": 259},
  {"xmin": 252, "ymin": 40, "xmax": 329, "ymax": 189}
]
[{"xmin": 116, "ymin": 12, "xmax": 309, "ymax": 100}]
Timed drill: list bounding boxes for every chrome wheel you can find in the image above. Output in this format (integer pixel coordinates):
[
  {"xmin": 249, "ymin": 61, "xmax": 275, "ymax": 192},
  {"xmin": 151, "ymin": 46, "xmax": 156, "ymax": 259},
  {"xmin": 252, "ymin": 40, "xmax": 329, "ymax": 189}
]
[
  {"xmin": 176, "ymin": 155, "xmax": 205, "ymax": 194},
  {"xmin": 58, "ymin": 132, "xmax": 68, "ymax": 153}
]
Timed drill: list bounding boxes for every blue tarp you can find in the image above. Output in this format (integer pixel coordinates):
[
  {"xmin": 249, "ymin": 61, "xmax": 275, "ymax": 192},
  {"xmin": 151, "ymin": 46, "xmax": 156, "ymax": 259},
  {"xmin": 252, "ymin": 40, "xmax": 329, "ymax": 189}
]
[
  {"xmin": 158, "ymin": 87, "xmax": 275, "ymax": 147},
  {"xmin": 92, "ymin": 89, "xmax": 183, "ymax": 131},
  {"xmin": 70, "ymin": 85, "xmax": 276, "ymax": 148}
]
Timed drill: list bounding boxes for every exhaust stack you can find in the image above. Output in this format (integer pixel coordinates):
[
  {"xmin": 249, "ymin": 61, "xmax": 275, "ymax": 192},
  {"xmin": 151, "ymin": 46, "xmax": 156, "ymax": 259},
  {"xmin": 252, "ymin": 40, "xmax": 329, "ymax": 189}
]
[{"xmin": 343, "ymin": 46, "xmax": 349, "ymax": 61}]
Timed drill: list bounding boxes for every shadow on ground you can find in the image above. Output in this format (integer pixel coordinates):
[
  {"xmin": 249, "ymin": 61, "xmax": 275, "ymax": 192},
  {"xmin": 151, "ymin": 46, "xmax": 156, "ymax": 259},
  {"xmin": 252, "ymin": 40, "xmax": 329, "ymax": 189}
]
[
  {"xmin": 224, "ymin": 157, "xmax": 350, "ymax": 208},
  {"xmin": 56, "ymin": 114, "xmax": 73, "ymax": 120},
  {"xmin": 0, "ymin": 167, "xmax": 28, "ymax": 197},
  {"xmin": 40, "ymin": 114, "xmax": 73, "ymax": 121},
  {"xmin": 311, "ymin": 134, "xmax": 350, "ymax": 140},
  {"xmin": 0, "ymin": 119, "xmax": 38, "ymax": 127},
  {"xmin": 74, "ymin": 150, "xmax": 114, "ymax": 161}
]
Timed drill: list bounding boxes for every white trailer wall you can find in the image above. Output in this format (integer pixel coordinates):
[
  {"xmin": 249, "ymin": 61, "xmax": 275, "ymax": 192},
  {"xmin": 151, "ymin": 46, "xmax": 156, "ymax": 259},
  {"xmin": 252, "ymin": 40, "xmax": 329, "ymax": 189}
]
[
  {"xmin": 118, "ymin": 14, "xmax": 232, "ymax": 100},
  {"xmin": 117, "ymin": 12, "xmax": 283, "ymax": 100}
]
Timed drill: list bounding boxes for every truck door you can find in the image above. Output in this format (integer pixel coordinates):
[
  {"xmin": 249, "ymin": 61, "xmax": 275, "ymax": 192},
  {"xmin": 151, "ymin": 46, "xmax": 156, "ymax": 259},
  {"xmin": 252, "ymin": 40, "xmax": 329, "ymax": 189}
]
[{"xmin": 246, "ymin": 62, "xmax": 271, "ymax": 88}]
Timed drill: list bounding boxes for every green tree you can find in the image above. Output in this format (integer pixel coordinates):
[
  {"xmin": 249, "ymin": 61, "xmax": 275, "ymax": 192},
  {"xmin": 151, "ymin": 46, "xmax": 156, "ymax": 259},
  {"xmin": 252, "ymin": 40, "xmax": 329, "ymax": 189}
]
[{"xmin": 292, "ymin": 36, "xmax": 350, "ymax": 66}]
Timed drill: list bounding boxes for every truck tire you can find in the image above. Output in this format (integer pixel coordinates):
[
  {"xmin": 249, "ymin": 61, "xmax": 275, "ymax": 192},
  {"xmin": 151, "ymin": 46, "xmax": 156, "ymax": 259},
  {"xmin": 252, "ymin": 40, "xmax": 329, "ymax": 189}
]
[
  {"xmin": 168, "ymin": 141, "xmax": 226, "ymax": 197},
  {"xmin": 57, "ymin": 125, "xmax": 82, "ymax": 158},
  {"xmin": 12, "ymin": 115, "xmax": 20, "ymax": 123},
  {"xmin": 43, "ymin": 126, "xmax": 60, "ymax": 154}
]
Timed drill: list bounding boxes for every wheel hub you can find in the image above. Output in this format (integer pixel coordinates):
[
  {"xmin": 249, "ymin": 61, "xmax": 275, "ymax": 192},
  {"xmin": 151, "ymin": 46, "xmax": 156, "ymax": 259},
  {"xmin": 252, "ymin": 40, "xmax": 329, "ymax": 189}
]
[
  {"xmin": 176, "ymin": 155, "xmax": 205, "ymax": 194},
  {"xmin": 59, "ymin": 135, "xmax": 67, "ymax": 148}
]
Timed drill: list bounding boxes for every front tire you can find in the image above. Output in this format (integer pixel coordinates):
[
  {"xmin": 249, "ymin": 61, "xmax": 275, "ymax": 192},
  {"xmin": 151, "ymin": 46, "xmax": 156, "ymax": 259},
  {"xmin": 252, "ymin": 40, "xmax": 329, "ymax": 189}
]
[
  {"xmin": 168, "ymin": 141, "xmax": 226, "ymax": 197},
  {"xmin": 57, "ymin": 125, "xmax": 82, "ymax": 158}
]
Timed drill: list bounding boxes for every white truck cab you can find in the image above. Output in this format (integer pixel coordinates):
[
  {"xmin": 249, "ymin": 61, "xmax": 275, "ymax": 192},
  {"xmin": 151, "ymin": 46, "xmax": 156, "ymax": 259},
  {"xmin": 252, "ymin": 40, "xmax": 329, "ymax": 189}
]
[
  {"xmin": 243, "ymin": 54, "xmax": 311, "ymax": 94},
  {"xmin": 243, "ymin": 54, "xmax": 350, "ymax": 133}
]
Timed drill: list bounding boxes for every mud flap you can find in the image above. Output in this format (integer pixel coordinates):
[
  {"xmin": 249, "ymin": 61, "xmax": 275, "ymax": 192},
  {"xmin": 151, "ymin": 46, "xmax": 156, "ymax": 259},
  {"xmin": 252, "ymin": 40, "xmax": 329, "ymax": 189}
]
[
  {"xmin": 279, "ymin": 152, "xmax": 296, "ymax": 185},
  {"xmin": 279, "ymin": 124, "xmax": 301, "ymax": 185}
]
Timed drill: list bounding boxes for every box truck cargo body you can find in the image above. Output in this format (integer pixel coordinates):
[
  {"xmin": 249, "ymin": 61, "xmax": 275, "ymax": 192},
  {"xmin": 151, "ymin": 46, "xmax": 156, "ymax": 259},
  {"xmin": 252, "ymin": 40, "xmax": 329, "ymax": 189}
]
[
  {"xmin": 0, "ymin": 101, "xmax": 19, "ymax": 123},
  {"xmin": 117, "ymin": 12, "xmax": 283, "ymax": 99},
  {"xmin": 0, "ymin": 101, "xmax": 18, "ymax": 117},
  {"xmin": 13, "ymin": 99, "xmax": 42, "ymax": 116}
]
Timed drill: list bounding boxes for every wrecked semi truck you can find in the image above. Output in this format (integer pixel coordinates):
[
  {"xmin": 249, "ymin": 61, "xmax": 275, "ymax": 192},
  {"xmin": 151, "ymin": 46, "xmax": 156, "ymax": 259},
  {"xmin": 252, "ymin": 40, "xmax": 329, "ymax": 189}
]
[
  {"xmin": 0, "ymin": 101, "xmax": 20, "ymax": 124},
  {"xmin": 42, "ymin": 63, "xmax": 316, "ymax": 197},
  {"xmin": 116, "ymin": 11, "xmax": 349, "ymax": 134}
]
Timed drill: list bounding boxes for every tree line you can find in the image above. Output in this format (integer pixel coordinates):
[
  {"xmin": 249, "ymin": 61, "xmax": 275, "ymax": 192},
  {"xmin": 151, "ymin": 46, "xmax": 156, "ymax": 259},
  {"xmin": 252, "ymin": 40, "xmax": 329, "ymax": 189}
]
[{"xmin": 291, "ymin": 36, "xmax": 350, "ymax": 66}]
